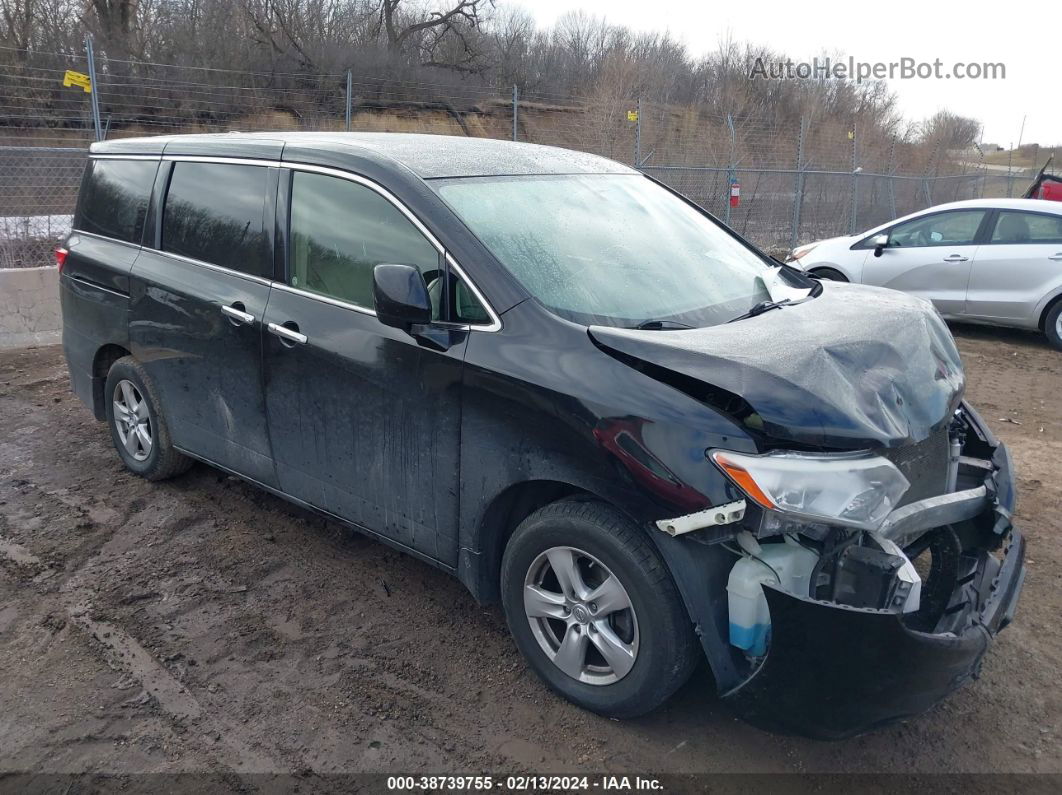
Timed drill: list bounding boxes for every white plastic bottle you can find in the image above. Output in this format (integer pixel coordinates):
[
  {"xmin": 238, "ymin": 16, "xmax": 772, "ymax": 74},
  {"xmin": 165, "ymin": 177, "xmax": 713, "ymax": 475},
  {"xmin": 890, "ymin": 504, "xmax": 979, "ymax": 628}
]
[{"xmin": 726, "ymin": 533, "xmax": 819, "ymax": 656}]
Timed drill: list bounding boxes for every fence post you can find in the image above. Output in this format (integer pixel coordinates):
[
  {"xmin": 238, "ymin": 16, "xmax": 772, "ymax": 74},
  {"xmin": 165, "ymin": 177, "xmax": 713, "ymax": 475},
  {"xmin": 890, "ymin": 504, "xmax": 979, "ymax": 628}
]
[
  {"xmin": 790, "ymin": 117, "xmax": 806, "ymax": 250},
  {"xmin": 345, "ymin": 70, "xmax": 352, "ymax": 131},
  {"xmin": 84, "ymin": 35, "xmax": 103, "ymax": 142},
  {"xmin": 887, "ymin": 139, "xmax": 898, "ymax": 219},
  {"xmin": 724, "ymin": 113, "xmax": 736, "ymax": 226},
  {"xmin": 512, "ymin": 84, "xmax": 518, "ymax": 142},
  {"xmin": 1005, "ymin": 146, "xmax": 1013, "ymax": 197},
  {"xmin": 849, "ymin": 123, "xmax": 858, "ymax": 234},
  {"xmin": 634, "ymin": 97, "xmax": 642, "ymax": 167}
]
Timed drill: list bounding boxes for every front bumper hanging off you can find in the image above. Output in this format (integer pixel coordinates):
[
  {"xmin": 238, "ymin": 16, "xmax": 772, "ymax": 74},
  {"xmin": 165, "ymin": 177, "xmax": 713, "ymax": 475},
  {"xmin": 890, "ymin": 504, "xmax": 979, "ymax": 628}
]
[
  {"xmin": 721, "ymin": 432, "xmax": 1027, "ymax": 739},
  {"xmin": 723, "ymin": 530, "xmax": 1024, "ymax": 739}
]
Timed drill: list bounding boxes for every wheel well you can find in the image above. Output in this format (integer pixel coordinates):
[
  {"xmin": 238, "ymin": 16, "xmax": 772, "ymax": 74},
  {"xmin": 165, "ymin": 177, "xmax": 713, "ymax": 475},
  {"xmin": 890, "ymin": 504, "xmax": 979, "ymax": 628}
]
[
  {"xmin": 93, "ymin": 344, "xmax": 130, "ymax": 378},
  {"xmin": 474, "ymin": 480, "xmax": 591, "ymax": 603},
  {"xmin": 1039, "ymin": 293, "xmax": 1062, "ymax": 331},
  {"xmin": 89, "ymin": 344, "xmax": 130, "ymax": 419},
  {"xmin": 809, "ymin": 266, "xmax": 848, "ymax": 282}
]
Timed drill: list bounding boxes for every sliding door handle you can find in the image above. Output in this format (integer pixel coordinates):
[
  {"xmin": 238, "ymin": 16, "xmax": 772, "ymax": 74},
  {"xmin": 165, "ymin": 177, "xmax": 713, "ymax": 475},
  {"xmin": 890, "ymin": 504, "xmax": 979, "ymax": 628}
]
[
  {"xmin": 221, "ymin": 304, "xmax": 255, "ymax": 325},
  {"xmin": 267, "ymin": 321, "xmax": 307, "ymax": 346}
]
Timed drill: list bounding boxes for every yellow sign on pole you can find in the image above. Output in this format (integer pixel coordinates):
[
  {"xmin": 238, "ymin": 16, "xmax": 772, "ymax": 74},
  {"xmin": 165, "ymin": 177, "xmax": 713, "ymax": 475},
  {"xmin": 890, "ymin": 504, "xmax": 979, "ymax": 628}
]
[
  {"xmin": 63, "ymin": 70, "xmax": 92, "ymax": 93},
  {"xmin": 627, "ymin": 110, "xmax": 638, "ymax": 122}
]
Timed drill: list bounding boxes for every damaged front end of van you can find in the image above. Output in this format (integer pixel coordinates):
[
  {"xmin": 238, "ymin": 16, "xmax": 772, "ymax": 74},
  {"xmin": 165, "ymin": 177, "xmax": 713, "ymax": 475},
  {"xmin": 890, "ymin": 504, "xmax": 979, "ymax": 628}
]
[
  {"xmin": 713, "ymin": 408, "xmax": 1024, "ymax": 739},
  {"xmin": 592, "ymin": 284, "xmax": 1026, "ymax": 739}
]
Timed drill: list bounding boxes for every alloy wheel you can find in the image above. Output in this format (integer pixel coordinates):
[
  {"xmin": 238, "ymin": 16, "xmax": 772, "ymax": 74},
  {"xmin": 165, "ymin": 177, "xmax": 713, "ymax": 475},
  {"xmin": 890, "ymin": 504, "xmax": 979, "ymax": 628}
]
[
  {"xmin": 523, "ymin": 546, "xmax": 639, "ymax": 685},
  {"xmin": 112, "ymin": 379, "xmax": 153, "ymax": 462}
]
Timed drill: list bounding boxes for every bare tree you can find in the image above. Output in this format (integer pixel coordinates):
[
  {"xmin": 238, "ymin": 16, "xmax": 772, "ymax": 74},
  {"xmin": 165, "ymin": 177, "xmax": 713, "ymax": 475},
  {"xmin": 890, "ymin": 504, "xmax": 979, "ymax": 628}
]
[{"xmin": 84, "ymin": 0, "xmax": 143, "ymax": 58}]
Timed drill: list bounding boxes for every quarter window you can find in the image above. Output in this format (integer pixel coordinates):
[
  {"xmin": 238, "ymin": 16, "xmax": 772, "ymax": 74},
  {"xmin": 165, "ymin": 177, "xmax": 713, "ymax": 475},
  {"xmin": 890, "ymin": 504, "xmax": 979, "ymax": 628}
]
[
  {"xmin": 288, "ymin": 171, "xmax": 441, "ymax": 312},
  {"xmin": 76, "ymin": 159, "xmax": 158, "ymax": 244},
  {"xmin": 991, "ymin": 211, "xmax": 1062, "ymax": 244},
  {"xmin": 886, "ymin": 210, "xmax": 986, "ymax": 248},
  {"xmin": 161, "ymin": 162, "xmax": 271, "ymax": 278}
]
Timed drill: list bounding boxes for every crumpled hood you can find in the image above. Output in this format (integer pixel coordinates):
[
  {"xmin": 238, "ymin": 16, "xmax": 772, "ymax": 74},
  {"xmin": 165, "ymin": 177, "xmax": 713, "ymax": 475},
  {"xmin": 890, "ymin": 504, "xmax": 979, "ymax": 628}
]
[{"xmin": 589, "ymin": 283, "xmax": 965, "ymax": 449}]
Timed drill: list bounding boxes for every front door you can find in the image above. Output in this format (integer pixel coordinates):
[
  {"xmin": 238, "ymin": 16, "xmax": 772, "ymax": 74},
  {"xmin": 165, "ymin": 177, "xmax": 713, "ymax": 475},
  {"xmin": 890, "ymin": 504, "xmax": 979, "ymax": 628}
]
[
  {"xmin": 262, "ymin": 168, "xmax": 466, "ymax": 566},
  {"xmin": 860, "ymin": 208, "xmax": 988, "ymax": 315},
  {"xmin": 129, "ymin": 159, "xmax": 279, "ymax": 486}
]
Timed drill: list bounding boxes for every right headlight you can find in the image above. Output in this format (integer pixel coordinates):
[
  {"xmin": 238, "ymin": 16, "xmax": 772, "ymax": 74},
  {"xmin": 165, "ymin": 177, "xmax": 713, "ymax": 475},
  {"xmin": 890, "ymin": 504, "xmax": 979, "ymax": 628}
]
[{"xmin": 710, "ymin": 449, "xmax": 910, "ymax": 531}]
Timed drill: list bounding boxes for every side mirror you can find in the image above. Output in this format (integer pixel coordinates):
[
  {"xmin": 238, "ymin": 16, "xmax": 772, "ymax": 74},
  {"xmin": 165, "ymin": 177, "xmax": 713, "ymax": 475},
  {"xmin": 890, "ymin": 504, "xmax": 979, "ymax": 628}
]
[
  {"xmin": 872, "ymin": 233, "xmax": 889, "ymax": 257},
  {"xmin": 373, "ymin": 263, "xmax": 432, "ymax": 331}
]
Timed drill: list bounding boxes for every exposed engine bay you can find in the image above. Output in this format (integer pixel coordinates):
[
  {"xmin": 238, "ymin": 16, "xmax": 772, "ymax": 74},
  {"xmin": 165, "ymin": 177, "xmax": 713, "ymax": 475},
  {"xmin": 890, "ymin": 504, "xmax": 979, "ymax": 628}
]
[{"xmin": 652, "ymin": 401, "xmax": 1025, "ymax": 738}]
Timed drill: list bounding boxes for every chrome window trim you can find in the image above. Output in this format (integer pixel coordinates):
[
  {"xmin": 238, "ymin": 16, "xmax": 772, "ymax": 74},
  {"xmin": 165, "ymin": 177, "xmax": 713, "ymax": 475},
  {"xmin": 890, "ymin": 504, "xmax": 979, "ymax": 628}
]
[
  {"xmin": 151, "ymin": 248, "xmax": 273, "ymax": 287},
  {"xmin": 88, "ymin": 154, "xmax": 160, "ymax": 161},
  {"xmin": 162, "ymin": 155, "xmax": 278, "ymax": 167},
  {"xmin": 70, "ymin": 229, "xmax": 143, "ymax": 252},
  {"xmin": 119, "ymin": 154, "xmax": 501, "ymax": 331},
  {"xmin": 270, "ymin": 281, "xmax": 377, "ymax": 317}
]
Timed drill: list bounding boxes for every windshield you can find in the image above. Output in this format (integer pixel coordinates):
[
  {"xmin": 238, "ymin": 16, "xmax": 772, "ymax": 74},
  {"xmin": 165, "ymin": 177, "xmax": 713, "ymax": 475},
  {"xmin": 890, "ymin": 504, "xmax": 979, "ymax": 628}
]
[{"xmin": 435, "ymin": 174, "xmax": 803, "ymax": 328}]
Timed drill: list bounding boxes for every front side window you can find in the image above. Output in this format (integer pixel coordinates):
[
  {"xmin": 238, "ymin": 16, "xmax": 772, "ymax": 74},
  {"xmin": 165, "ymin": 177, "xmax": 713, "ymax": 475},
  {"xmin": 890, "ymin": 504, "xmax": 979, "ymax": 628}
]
[
  {"xmin": 161, "ymin": 162, "xmax": 270, "ymax": 278},
  {"xmin": 886, "ymin": 210, "xmax": 985, "ymax": 248},
  {"xmin": 991, "ymin": 211, "xmax": 1062, "ymax": 244},
  {"xmin": 434, "ymin": 174, "xmax": 798, "ymax": 328},
  {"xmin": 76, "ymin": 159, "xmax": 158, "ymax": 244},
  {"xmin": 288, "ymin": 171, "xmax": 444, "ymax": 313}
]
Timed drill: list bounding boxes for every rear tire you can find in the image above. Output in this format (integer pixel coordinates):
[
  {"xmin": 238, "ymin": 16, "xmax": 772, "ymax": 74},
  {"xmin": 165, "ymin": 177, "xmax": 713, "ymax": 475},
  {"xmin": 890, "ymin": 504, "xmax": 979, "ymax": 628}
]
[
  {"xmin": 104, "ymin": 356, "xmax": 192, "ymax": 481},
  {"xmin": 500, "ymin": 499, "xmax": 699, "ymax": 718},
  {"xmin": 1045, "ymin": 301, "xmax": 1062, "ymax": 351},
  {"xmin": 809, "ymin": 267, "xmax": 848, "ymax": 282}
]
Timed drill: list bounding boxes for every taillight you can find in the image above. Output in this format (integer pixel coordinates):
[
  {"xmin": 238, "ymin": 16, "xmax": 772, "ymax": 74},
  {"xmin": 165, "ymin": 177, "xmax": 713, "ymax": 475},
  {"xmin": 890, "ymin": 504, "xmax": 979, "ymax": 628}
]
[{"xmin": 55, "ymin": 247, "xmax": 68, "ymax": 271}]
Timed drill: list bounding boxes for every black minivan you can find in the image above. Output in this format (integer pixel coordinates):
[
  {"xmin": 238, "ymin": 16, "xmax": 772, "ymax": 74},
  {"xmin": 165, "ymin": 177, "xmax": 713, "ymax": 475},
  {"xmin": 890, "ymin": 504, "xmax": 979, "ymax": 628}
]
[{"xmin": 59, "ymin": 132, "xmax": 1025, "ymax": 738}]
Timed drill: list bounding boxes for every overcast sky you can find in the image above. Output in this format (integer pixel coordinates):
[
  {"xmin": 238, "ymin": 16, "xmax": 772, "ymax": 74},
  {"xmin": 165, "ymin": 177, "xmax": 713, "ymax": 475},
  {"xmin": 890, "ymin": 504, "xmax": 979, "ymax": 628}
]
[{"xmin": 525, "ymin": 0, "xmax": 1057, "ymax": 148}]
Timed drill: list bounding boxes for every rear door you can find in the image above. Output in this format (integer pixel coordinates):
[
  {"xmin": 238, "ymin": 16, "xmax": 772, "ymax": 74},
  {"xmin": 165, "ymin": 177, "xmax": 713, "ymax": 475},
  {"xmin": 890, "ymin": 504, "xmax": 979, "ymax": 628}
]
[
  {"xmin": 966, "ymin": 209, "xmax": 1062, "ymax": 324},
  {"xmin": 129, "ymin": 158, "xmax": 279, "ymax": 486},
  {"xmin": 859, "ymin": 209, "xmax": 988, "ymax": 315},
  {"xmin": 262, "ymin": 166, "xmax": 471, "ymax": 566}
]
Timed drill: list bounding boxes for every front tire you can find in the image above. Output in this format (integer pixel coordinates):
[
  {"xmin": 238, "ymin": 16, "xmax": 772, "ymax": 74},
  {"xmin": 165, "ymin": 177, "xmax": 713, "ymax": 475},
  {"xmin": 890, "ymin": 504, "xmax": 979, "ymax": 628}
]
[
  {"xmin": 1045, "ymin": 301, "xmax": 1062, "ymax": 351},
  {"xmin": 104, "ymin": 356, "xmax": 192, "ymax": 481},
  {"xmin": 809, "ymin": 267, "xmax": 848, "ymax": 282},
  {"xmin": 501, "ymin": 499, "xmax": 699, "ymax": 718}
]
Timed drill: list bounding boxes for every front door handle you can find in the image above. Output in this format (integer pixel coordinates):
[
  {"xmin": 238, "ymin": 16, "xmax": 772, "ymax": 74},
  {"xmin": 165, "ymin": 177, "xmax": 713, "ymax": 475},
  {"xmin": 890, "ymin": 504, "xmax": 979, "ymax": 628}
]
[
  {"xmin": 267, "ymin": 321, "xmax": 307, "ymax": 346},
  {"xmin": 942, "ymin": 254, "xmax": 969, "ymax": 262},
  {"xmin": 1049, "ymin": 253, "xmax": 1062, "ymax": 262},
  {"xmin": 221, "ymin": 304, "xmax": 255, "ymax": 325}
]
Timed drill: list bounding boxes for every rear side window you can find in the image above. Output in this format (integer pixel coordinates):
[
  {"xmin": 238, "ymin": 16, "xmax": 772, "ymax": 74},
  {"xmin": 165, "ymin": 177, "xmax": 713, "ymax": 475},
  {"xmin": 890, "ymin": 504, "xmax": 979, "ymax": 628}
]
[
  {"xmin": 991, "ymin": 211, "xmax": 1062, "ymax": 244},
  {"xmin": 162, "ymin": 162, "xmax": 270, "ymax": 278},
  {"xmin": 76, "ymin": 159, "xmax": 158, "ymax": 244}
]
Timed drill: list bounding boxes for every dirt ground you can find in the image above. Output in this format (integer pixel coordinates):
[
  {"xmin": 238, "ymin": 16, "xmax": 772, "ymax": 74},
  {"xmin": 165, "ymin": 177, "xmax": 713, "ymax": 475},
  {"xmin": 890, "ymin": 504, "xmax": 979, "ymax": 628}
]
[{"xmin": 0, "ymin": 323, "xmax": 1060, "ymax": 786}]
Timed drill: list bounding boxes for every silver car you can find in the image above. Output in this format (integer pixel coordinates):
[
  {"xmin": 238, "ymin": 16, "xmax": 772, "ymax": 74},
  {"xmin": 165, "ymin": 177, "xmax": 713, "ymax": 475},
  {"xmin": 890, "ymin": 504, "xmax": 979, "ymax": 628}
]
[{"xmin": 787, "ymin": 198, "xmax": 1062, "ymax": 349}]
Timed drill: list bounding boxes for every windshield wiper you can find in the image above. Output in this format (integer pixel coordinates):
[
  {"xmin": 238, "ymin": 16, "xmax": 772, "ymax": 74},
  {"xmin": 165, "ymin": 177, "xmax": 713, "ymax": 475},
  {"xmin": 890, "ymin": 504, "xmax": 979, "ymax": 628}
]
[
  {"xmin": 727, "ymin": 298, "xmax": 792, "ymax": 323},
  {"xmin": 631, "ymin": 319, "xmax": 696, "ymax": 330}
]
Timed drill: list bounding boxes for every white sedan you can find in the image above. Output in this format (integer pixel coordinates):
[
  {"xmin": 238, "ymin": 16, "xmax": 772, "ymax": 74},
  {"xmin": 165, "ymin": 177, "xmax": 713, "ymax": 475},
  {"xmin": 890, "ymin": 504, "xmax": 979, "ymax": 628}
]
[{"xmin": 787, "ymin": 198, "xmax": 1062, "ymax": 349}]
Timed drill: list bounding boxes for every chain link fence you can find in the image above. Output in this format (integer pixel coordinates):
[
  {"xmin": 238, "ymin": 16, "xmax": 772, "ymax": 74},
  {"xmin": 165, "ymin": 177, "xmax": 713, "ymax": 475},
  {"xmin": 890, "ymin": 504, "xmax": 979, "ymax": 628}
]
[{"xmin": 0, "ymin": 42, "xmax": 1049, "ymax": 268}]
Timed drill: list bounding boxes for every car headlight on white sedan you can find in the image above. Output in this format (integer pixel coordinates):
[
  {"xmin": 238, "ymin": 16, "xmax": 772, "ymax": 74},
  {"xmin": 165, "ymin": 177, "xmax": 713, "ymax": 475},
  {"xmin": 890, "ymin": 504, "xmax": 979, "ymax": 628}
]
[{"xmin": 710, "ymin": 449, "xmax": 910, "ymax": 531}]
